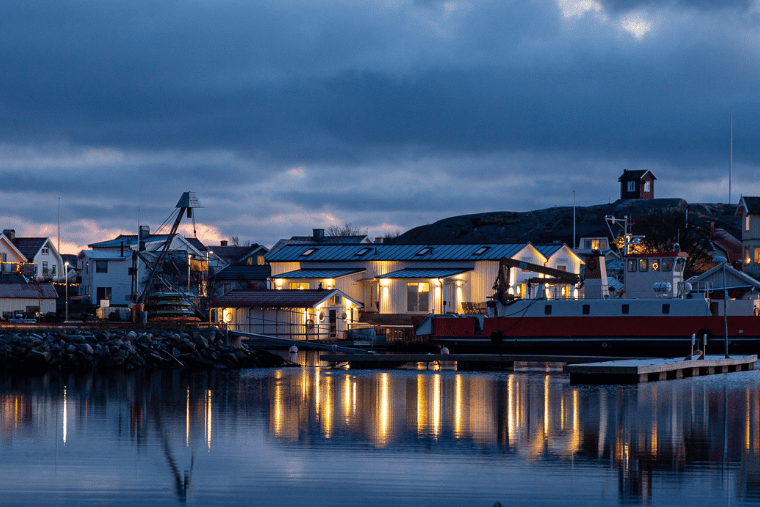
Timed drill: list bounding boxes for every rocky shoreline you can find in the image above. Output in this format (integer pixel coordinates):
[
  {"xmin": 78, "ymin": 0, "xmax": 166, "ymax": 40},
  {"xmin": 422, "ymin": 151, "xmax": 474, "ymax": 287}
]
[{"xmin": 0, "ymin": 327, "xmax": 289, "ymax": 375}]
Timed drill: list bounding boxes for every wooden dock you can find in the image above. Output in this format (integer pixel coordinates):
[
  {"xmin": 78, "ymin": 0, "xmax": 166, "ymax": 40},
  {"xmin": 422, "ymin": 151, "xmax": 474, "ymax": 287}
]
[{"xmin": 564, "ymin": 354, "xmax": 757, "ymax": 384}]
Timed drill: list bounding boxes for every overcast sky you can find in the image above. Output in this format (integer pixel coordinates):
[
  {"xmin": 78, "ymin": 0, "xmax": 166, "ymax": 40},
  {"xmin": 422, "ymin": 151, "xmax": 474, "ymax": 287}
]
[{"xmin": 3, "ymin": 0, "xmax": 760, "ymax": 253}]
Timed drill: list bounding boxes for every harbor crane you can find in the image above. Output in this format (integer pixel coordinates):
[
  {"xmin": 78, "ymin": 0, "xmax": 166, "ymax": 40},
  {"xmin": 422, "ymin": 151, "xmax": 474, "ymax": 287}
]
[
  {"xmin": 493, "ymin": 257, "xmax": 581, "ymax": 305},
  {"xmin": 135, "ymin": 192, "xmax": 204, "ymax": 306}
]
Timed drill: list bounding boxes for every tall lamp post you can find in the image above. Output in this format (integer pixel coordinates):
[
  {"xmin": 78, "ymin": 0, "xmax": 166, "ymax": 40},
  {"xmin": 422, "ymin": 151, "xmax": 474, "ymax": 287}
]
[
  {"xmin": 712, "ymin": 256, "xmax": 729, "ymax": 358},
  {"xmin": 64, "ymin": 261, "xmax": 69, "ymax": 323}
]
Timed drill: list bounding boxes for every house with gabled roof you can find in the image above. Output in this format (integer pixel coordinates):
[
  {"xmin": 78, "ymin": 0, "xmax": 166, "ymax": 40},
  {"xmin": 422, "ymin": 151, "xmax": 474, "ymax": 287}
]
[
  {"xmin": 736, "ymin": 196, "xmax": 760, "ymax": 279},
  {"xmin": 0, "ymin": 230, "xmax": 65, "ymax": 282},
  {"xmin": 619, "ymin": 169, "xmax": 656, "ymax": 199},
  {"xmin": 0, "ymin": 232, "xmax": 27, "ymax": 277},
  {"xmin": 686, "ymin": 263, "xmax": 760, "ymax": 305}
]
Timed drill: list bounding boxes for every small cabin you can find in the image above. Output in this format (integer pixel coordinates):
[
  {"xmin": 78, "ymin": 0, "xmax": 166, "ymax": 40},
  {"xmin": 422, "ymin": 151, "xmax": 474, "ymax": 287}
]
[{"xmin": 618, "ymin": 170, "xmax": 656, "ymax": 199}]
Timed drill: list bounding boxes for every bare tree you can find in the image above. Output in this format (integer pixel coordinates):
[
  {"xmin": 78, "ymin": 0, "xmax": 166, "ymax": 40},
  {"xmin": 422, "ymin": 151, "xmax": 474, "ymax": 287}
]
[
  {"xmin": 326, "ymin": 222, "xmax": 368, "ymax": 237},
  {"xmin": 229, "ymin": 236, "xmax": 239, "ymax": 246},
  {"xmin": 383, "ymin": 229, "xmax": 401, "ymax": 239}
]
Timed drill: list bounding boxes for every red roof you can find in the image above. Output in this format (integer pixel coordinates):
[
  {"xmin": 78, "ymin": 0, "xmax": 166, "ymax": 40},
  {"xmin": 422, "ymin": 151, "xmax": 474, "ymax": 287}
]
[{"xmin": 210, "ymin": 289, "xmax": 349, "ymax": 309}]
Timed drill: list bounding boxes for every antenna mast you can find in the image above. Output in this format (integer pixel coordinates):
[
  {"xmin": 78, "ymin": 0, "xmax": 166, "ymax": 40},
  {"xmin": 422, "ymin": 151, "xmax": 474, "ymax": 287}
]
[{"xmin": 729, "ymin": 110, "xmax": 733, "ymax": 204}]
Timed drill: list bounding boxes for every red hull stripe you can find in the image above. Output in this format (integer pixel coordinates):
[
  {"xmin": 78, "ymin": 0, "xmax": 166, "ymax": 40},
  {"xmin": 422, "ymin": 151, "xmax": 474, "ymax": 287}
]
[{"xmin": 431, "ymin": 316, "xmax": 760, "ymax": 338}]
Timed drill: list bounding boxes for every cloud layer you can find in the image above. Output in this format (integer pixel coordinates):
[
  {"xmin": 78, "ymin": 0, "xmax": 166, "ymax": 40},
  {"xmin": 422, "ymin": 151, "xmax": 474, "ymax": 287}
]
[{"xmin": 2, "ymin": 0, "xmax": 759, "ymax": 251}]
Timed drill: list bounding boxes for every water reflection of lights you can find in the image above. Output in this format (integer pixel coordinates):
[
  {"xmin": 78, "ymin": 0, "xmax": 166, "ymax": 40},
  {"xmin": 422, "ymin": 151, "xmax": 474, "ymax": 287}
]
[
  {"xmin": 378, "ymin": 373, "xmax": 390, "ymax": 445},
  {"xmin": 205, "ymin": 389, "xmax": 212, "ymax": 450},
  {"xmin": 186, "ymin": 387, "xmax": 190, "ymax": 447},
  {"xmin": 454, "ymin": 375, "xmax": 462, "ymax": 438},
  {"xmin": 416, "ymin": 375, "xmax": 427, "ymax": 435},
  {"xmin": 273, "ymin": 370, "xmax": 283, "ymax": 436},
  {"xmin": 322, "ymin": 375, "xmax": 333, "ymax": 438},
  {"xmin": 63, "ymin": 386, "xmax": 67, "ymax": 445},
  {"xmin": 432, "ymin": 374, "xmax": 441, "ymax": 438}
]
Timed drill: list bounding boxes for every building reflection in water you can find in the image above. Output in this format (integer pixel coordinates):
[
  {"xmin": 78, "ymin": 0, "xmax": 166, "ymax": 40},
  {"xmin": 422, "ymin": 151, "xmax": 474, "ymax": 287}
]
[
  {"xmin": 1, "ymin": 366, "xmax": 760, "ymax": 504},
  {"xmin": 263, "ymin": 367, "xmax": 760, "ymax": 504}
]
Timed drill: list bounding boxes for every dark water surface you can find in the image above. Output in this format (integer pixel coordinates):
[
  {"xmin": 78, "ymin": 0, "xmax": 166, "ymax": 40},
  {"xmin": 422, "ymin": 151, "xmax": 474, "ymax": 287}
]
[{"xmin": 1, "ymin": 358, "xmax": 759, "ymax": 506}]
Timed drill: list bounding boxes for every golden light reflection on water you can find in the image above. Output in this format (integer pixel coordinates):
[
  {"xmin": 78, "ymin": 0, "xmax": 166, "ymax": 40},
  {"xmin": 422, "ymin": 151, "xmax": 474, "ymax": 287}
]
[{"xmin": 5, "ymin": 365, "xmax": 760, "ymax": 502}]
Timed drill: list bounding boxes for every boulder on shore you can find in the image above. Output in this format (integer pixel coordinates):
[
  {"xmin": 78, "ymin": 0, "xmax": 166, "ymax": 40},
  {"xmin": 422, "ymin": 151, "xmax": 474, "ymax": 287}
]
[{"xmin": 0, "ymin": 327, "xmax": 288, "ymax": 376}]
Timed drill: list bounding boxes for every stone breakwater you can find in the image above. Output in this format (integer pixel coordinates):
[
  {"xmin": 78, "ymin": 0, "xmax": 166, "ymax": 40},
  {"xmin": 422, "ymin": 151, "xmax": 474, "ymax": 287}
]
[{"xmin": 0, "ymin": 327, "xmax": 288, "ymax": 375}]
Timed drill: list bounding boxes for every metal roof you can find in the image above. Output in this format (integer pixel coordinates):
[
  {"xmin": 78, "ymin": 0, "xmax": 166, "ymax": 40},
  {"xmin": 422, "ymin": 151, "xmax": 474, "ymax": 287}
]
[
  {"xmin": 89, "ymin": 234, "xmax": 206, "ymax": 251},
  {"xmin": 533, "ymin": 244, "xmax": 566, "ymax": 257},
  {"xmin": 213, "ymin": 265, "xmax": 271, "ymax": 281},
  {"xmin": 377, "ymin": 268, "xmax": 472, "ymax": 279},
  {"xmin": 266, "ymin": 243, "xmax": 527, "ymax": 262},
  {"xmin": 272, "ymin": 268, "xmax": 366, "ymax": 279},
  {"xmin": 210, "ymin": 289, "xmax": 361, "ymax": 309},
  {"xmin": 0, "ymin": 283, "xmax": 58, "ymax": 299},
  {"xmin": 78, "ymin": 250, "xmax": 131, "ymax": 261}
]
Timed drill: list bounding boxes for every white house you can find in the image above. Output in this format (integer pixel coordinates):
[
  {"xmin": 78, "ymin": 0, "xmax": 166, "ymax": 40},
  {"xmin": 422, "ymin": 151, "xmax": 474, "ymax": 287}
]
[
  {"xmin": 77, "ymin": 229, "xmax": 207, "ymax": 306},
  {"xmin": 77, "ymin": 250, "xmax": 133, "ymax": 305},
  {"xmin": 0, "ymin": 230, "xmax": 65, "ymax": 282}
]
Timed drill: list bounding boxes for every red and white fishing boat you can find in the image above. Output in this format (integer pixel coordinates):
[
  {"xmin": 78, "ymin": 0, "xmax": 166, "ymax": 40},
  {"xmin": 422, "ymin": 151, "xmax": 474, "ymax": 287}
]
[{"xmin": 415, "ymin": 244, "xmax": 760, "ymax": 356}]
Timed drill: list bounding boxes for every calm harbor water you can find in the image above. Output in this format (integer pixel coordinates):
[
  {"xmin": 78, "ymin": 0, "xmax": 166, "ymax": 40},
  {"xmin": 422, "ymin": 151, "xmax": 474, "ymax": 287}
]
[{"xmin": 1, "ymin": 355, "xmax": 759, "ymax": 506}]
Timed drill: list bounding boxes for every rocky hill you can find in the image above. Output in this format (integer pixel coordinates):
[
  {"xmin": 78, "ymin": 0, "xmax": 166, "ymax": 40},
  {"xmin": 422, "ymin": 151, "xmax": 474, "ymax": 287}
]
[{"xmin": 391, "ymin": 199, "xmax": 739, "ymax": 247}]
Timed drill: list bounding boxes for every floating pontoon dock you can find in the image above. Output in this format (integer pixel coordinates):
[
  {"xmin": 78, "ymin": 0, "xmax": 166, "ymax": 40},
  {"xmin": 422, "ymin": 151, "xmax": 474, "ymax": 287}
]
[
  {"xmin": 564, "ymin": 354, "xmax": 757, "ymax": 384},
  {"xmin": 319, "ymin": 352, "xmax": 758, "ymax": 384}
]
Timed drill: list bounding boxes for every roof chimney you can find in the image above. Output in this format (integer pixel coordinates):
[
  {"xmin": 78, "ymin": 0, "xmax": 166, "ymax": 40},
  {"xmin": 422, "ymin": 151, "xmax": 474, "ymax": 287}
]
[
  {"xmin": 138, "ymin": 225, "xmax": 150, "ymax": 251},
  {"xmin": 221, "ymin": 240, "xmax": 228, "ymax": 247},
  {"xmin": 313, "ymin": 229, "xmax": 325, "ymax": 241},
  {"xmin": 3, "ymin": 229, "xmax": 15, "ymax": 241}
]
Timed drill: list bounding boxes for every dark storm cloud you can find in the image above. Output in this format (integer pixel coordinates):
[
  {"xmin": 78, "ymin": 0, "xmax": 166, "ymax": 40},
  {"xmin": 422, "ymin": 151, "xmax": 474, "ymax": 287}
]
[{"xmin": 1, "ymin": 0, "xmax": 760, "ymax": 249}]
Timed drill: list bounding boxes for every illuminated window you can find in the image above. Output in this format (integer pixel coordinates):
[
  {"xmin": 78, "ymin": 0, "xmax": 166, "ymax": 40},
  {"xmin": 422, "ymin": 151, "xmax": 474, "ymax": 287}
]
[
  {"xmin": 746, "ymin": 248, "xmax": 752, "ymax": 264},
  {"xmin": 644, "ymin": 181, "xmax": 650, "ymax": 192},
  {"xmin": 626, "ymin": 259, "xmax": 637, "ymax": 272},
  {"xmin": 638, "ymin": 258, "xmax": 649, "ymax": 272},
  {"xmin": 289, "ymin": 282, "xmax": 310, "ymax": 290},
  {"xmin": 651, "ymin": 259, "xmax": 660, "ymax": 272},
  {"xmin": 302, "ymin": 248, "xmax": 317, "ymax": 257},
  {"xmin": 406, "ymin": 282, "xmax": 429, "ymax": 312},
  {"xmin": 755, "ymin": 247, "xmax": 760, "ymax": 264},
  {"xmin": 747, "ymin": 215, "xmax": 751, "ymax": 231}
]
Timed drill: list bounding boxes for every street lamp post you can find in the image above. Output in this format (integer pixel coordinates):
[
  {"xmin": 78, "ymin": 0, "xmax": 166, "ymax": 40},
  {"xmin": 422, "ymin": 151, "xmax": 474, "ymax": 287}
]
[
  {"xmin": 64, "ymin": 261, "xmax": 69, "ymax": 323},
  {"xmin": 713, "ymin": 256, "xmax": 729, "ymax": 358}
]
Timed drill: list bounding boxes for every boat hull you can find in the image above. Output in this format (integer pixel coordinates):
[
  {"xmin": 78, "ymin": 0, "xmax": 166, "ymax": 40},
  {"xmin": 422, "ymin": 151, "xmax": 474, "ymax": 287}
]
[{"xmin": 426, "ymin": 315, "xmax": 760, "ymax": 356}]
